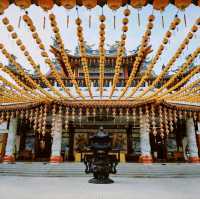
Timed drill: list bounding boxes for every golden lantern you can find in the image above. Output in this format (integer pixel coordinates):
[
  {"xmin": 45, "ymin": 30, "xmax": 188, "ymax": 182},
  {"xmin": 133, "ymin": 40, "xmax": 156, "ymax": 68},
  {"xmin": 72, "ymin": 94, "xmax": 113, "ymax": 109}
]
[
  {"xmin": 2, "ymin": 17, "xmax": 9, "ymax": 25},
  {"xmin": 130, "ymin": 0, "xmax": 147, "ymax": 8},
  {"xmin": 153, "ymin": 0, "xmax": 169, "ymax": 10},
  {"xmin": 175, "ymin": 0, "xmax": 191, "ymax": 10},
  {"xmin": 7, "ymin": 25, "xmax": 14, "ymax": 32},
  {"xmin": 107, "ymin": 0, "xmax": 122, "ymax": 10},
  {"xmin": 0, "ymin": 0, "xmax": 9, "ymax": 14},
  {"xmin": 82, "ymin": 0, "xmax": 97, "ymax": 9},
  {"xmin": 61, "ymin": 0, "xmax": 76, "ymax": 9},
  {"xmin": 37, "ymin": 0, "xmax": 54, "ymax": 11},
  {"xmin": 15, "ymin": 0, "xmax": 31, "ymax": 9}
]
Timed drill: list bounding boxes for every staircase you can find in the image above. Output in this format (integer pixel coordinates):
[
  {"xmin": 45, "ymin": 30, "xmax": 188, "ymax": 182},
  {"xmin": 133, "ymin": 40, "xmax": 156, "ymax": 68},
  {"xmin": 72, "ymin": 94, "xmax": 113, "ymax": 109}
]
[{"xmin": 0, "ymin": 162, "xmax": 200, "ymax": 178}]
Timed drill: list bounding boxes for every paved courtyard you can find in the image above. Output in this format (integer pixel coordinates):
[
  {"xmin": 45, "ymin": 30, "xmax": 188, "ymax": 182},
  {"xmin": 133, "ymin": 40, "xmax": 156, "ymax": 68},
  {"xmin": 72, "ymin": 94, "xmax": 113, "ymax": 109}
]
[{"xmin": 0, "ymin": 176, "xmax": 200, "ymax": 199}]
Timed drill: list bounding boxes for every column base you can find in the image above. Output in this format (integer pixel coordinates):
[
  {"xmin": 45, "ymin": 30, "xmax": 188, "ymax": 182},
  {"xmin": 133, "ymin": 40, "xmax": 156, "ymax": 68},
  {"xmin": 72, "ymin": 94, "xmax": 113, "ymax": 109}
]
[
  {"xmin": 3, "ymin": 155, "xmax": 15, "ymax": 163},
  {"xmin": 49, "ymin": 156, "xmax": 63, "ymax": 163},
  {"xmin": 188, "ymin": 156, "xmax": 199, "ymax": 163},
  {"xmin": 139, "ymin": 155, "xmax": 153, "ymax": 164}
]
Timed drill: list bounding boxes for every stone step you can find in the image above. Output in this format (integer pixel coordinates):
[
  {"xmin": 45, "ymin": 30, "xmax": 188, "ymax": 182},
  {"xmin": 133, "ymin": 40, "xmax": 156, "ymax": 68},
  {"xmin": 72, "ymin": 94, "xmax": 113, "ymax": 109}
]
[{"xmin": 0, "ymin": 163, "xmax": 200, "ymax": 178}]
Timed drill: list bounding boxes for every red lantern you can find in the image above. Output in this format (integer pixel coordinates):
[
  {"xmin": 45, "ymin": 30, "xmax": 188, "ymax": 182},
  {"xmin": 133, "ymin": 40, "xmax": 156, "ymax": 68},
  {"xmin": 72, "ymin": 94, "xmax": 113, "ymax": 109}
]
[
  {"xmin": 15, "ymin": 0, "xmax": 31, "ymax": 9},
  {"xmin": 37, "ymin": 0, "xmax": 54, "ymax": 11},
  {"xmin": 153, "ymin": 0, "xmax": 169, "ymax": 11},
  {"xmin": 82, "ymin": 0, "xmax": 97, "ymax": 9},
  {"xmin": 130, "ymin": 0, "xmax": 147, "ymax": 8},
  {"xmin": 107, "ymin": 0, "xmax": 122, "ymax": 10},
  {"xmin": 0, "ymin": 0, "xmax": 9, "ymax": 14},
  {"xmin": 175, "ymin": 0, "xmax": 191, "ymax": 10},
  {"xmin": 61, "ymin": 0, "xmax": 76, "ymax": 9}
]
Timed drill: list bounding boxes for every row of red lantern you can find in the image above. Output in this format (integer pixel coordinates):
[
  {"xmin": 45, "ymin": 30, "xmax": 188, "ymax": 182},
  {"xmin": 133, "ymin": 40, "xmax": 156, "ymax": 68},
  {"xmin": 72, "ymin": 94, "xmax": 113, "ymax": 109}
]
[{"xmin": 1, "ymin": 0, "xmax": 200, "ymax": 14}]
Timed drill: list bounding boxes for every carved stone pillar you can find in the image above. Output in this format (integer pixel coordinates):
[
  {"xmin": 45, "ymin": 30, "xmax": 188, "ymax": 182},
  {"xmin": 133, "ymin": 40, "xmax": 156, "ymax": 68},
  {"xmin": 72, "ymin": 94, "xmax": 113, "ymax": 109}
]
[
  {"xmin": 186, "ymin": 118, "xmax": 199, "ymax": 163},
  {"xmin": 3, "ymin": 118, "xmax": 18, "ymax": 163},
  {"xmin": 50, "ymin": 114, "xmax": 63, "ymax": 163},
  {"xmin": 139, "ymin": 115, "xmax": 152, "ymax": 163}
]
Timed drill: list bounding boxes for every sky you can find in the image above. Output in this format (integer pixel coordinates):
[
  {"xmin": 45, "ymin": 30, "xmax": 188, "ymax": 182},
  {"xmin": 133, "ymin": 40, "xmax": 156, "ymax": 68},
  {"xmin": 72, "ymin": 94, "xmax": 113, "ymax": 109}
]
[{"xmin": 0, "ymin": 3, "xmax": 199, "ymax": 79}]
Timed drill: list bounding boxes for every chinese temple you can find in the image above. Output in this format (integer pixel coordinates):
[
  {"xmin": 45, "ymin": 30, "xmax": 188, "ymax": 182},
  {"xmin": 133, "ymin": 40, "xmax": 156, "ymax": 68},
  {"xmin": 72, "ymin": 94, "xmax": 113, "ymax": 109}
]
[{"xmin": 0, "ymin": 0, "xmax": 200, "ymax": 164}]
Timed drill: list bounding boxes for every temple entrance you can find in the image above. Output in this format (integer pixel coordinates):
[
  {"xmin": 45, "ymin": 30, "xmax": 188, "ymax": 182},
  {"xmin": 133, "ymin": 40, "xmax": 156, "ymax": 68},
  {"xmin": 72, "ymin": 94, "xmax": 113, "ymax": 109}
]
[
  {"xmin": 34, "ymin": 132, "xmax": 52, "ymax": 161},
  {"xmin": 72, "ymin": 131, "xmax": 128, "ymax": 162},
  {"xmin": 17, "ymin": 121, "xmax": 52, "ymax": 161}
]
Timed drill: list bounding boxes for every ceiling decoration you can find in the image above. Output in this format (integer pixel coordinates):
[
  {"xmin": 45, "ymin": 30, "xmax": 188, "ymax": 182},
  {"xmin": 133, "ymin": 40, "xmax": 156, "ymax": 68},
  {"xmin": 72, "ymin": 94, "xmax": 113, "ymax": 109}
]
[
  {"xmin": 1, "ymin": 1, "xmax": 200, "ymax": 14},
  {"xmin": 0, "ymin": 3, "xmax": 199, "ymax": 112}
]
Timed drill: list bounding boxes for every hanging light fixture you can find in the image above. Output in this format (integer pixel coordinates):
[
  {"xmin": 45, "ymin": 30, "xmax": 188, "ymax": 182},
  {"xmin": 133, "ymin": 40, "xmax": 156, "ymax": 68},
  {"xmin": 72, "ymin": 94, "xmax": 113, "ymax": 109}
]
[
  {"xmin": 175, "ymin": 0, "xmax": 191, "ymax": 27},
  {"xmin": 0, "ymin": 0, "xmax": 9, "ymax": 15}
]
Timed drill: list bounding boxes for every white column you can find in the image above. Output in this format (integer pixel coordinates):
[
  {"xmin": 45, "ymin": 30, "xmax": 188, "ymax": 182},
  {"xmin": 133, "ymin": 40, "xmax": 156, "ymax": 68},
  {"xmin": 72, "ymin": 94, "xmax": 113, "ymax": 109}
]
[
  {"xmin": 3, "ymin": 118, "xmax": 18, "ymax": 163},
  {"xmin": 186, "ymin": 118, "xmax": 199, "ymax": 162},
  {"xmin": 139, "ymin": 115, "xmax": 152, "ymax": 163},
  {"xmin": 197, "ymin": 122, "xmax": 200, "ymax": 134},
  {"xmin": 50, "ymin": 114, "xmax": 63, "ymax": 163}
]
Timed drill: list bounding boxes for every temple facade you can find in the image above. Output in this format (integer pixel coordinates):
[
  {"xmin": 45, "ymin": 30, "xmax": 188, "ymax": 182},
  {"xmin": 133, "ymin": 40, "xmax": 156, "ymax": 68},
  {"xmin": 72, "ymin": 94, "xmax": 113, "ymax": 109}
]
[{"xmin": 0, "ymin": 54, "xmax": 200, "ymax": 163}]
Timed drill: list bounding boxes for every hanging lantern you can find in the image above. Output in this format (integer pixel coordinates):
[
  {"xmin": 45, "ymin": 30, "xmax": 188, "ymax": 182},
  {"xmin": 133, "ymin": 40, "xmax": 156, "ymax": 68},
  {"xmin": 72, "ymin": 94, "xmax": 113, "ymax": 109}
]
[
  {"xmin": 72, "ymin": 108, "xmax": 75, "ymax": 122},
  {"xmin": 61, "ymin": 0, "xmax": 76, "ymax": 9},
  {"xmin": 42, "ymin": 105, "xmax": 47, "ymax": 136},
  {"xmin": 126, "ymin": 108, "xmax": 129, "ymax": 122},
  {"xmin": 106, "ymin": 107, "xmax": 109, "ymax": 119},
  {"xmin": 112, "ymin": 108, "xmax": 116, "ymax": 124},
  {"xmin": 159, "ymin": 106, "xmax": 164, "ymax": 138},
  {"xmin": 15, "ymin": 0, "xmax": 31, "ymax": 9},
  {"xmin": 145, "ymin": 106, "xmax": 150, "ymax": 133},
  {"xmin": 29, "ymin": 109, "xmax": 33, "ymax": 123},
  {"xmin": 82, "ymin": 0, "xmax": 97, "ymax": 9},
  {"xmin": 132, "ymin": 108, "xmax": 136, "ymax": 125},
  {"xmin": 33, "ymin": 108, "xmax": 39, "ymax": 132},
  {"xmin": 175, "ymin": 0, "xmax": 191, "ymax": 10},
  {"xmin": 65, "ymin": 107, "xmax": 69, "ymax": 130},
  {"xmin": 139, "ymin": 107, "xmax": 143, "ymax": 129},
  {"xmin": 0, "ymin": 0, "xmax": 9, "ymax": 15},
  {"xmin": 78, "ymin": 108, "xmax": 82, "ymax": 126},
  {"xmin": 93, "ymin": 108, "xmax": 96, "ymax": 123},
  {"xmin": 130, "ymin": 0, "xmax": 147, "ymax": 8},
  {"xmin": 153, "ymin": 0, "xmax": 169, "ymax": 11},
  {"xmin": 107, "ymin": 0, "xmax": 122, "ymax": 10},
  {"xmin": 37, "ymin": 0, "xmax": 54, "ymax": 11},
  {"xmin": 151, "ymin": 105, "xmax": 157, "ymax": 136},
  {"xmin": 168, "ymin": 109, "xmax": 174, "ymax": 132}
]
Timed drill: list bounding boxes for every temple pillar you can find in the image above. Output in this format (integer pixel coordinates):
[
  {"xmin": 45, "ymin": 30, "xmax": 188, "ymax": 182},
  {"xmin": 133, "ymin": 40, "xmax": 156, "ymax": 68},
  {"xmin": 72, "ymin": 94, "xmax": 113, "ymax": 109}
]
[
  {"xmin": 3, "ymin": 118, "xmax": 18, "ymax": 163},
  {"xmin": 196, "ymin": 122, "xmax": 200, "ymax": 157},
  {"xmin": 186, "ymin": 118, "xmax": 199, "ymax": 163},
  {"xmin": 139, "ymin": 115, "xmax": 152, "ymax": 163},
  {"xmin": 50, "ymin": 114, "xmax": 63, "ymax": 163}
]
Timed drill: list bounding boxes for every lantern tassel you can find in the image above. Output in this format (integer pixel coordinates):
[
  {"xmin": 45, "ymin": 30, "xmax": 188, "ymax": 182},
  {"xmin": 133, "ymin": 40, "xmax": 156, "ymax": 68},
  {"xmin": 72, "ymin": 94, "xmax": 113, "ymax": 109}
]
[
  {"xmin": 162, "ymin": 14, "xmax": 164, "ymax": 29},
  {"xmin": 43, "ymin": 16, "xmax": 46, "ymax": 30},
  {"xmin": 18, "ymin": 16, "xmax": 22, "ymax": 28},
  {"xmin": 137, "ymin": 10, "xmax": 141, "ymax": 27},
  {"xmin": 67, "ymin": 15, "xmax": 69, "ymax": 28},
  {"xmin": 89, "ymin": 15, "xmax": 91, "ymax": 28},
  {"xmin": 184, "ymin": 13, "xmax": 187, "ymax": 27},
  {"xmin": 114, "ymin": 15, "xmax": 116, "ymax": 29}
]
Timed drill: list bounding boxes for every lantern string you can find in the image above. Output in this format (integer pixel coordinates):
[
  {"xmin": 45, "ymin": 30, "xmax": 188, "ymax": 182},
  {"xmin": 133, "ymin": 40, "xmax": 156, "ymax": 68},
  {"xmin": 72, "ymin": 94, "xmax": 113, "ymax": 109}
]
[
  {"xmin": 89, "ymin": 10, "xmax": 91, "ymax": 28},
  {"xmin": 43, "ymin": 15, "xmax": 46, "ymax": 30},
  {"xmin": 113, "ymin": 11, "xmax": 116, "ymax": 29},
  {"xmin": 67, "ymin": 15, "xmax": 69, "ymax": 28},
  {"xmin": 162, "ymin": 14, "xmax": 165, "ymax": 29},
  {"xmin": 184, "ymin": 13, "xmax": 187, "ymax": 27},
  {"xmin": 137, "ymin": 9, "xmax": 140, "ymax": 27},
  {"xmin": 18, "ymin": 15, "xmax": 22, "ymax": 28}
]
